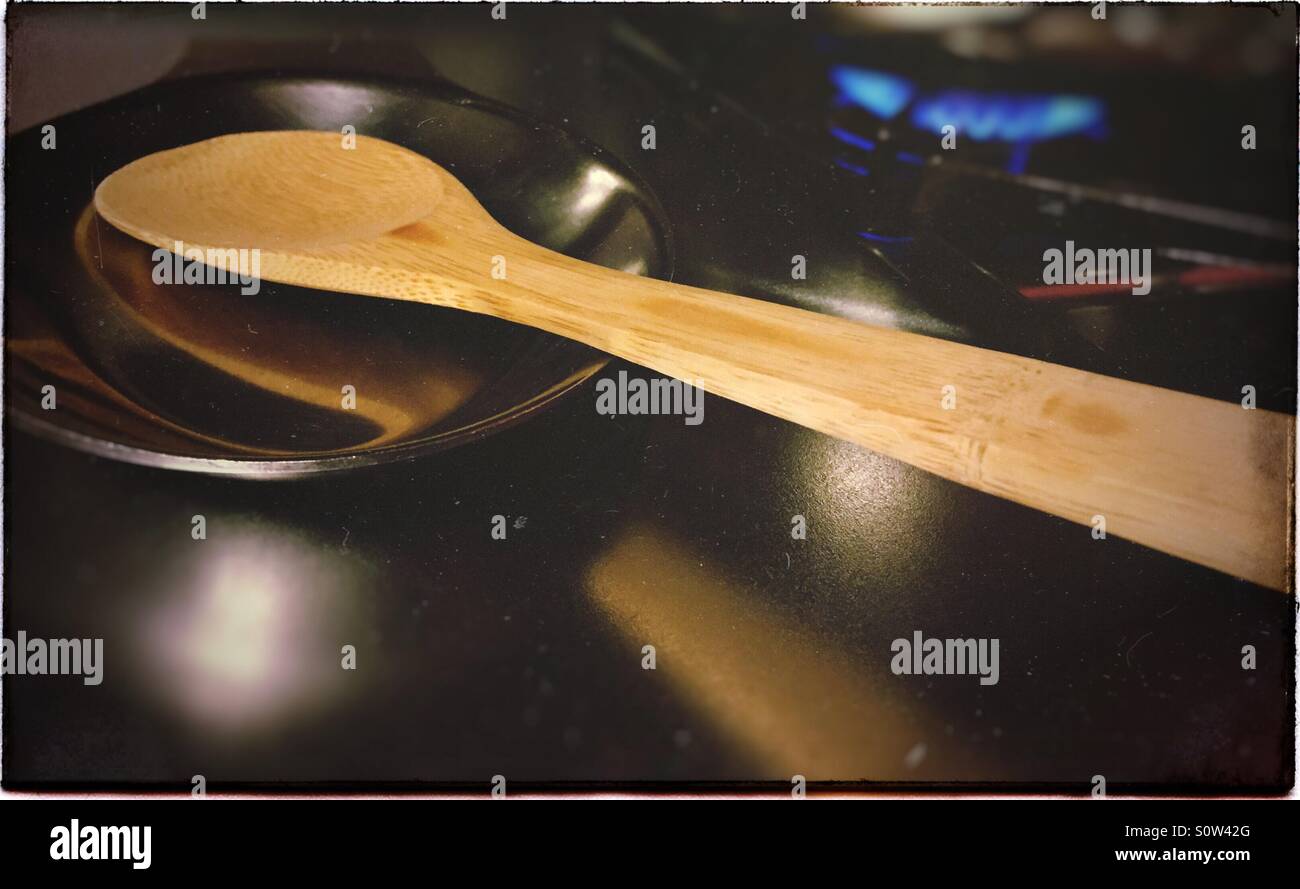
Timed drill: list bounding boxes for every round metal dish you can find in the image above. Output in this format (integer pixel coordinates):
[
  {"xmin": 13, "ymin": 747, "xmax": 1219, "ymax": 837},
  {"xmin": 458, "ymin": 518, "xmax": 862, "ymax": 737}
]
[{"xmin": 5, "ymin": 73, "xmax": 673, "ymax": 477}]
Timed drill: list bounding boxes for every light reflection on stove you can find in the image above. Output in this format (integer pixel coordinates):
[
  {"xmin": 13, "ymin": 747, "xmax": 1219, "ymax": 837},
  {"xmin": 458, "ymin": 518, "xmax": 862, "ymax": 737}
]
[
  {"xmin": 138, "ymin": 523, "xmax": 366, "ymax": 734},
  {"xmin": 797, "ymin": 433, "xmax": 908, "ymax": 522},
  {"xmin": 785, "ymin": 432, "xmax": 953, "ymax": 596},
  {"xmin": 586, "ymin": 523, "xmax": 987, "ymax": 781}
]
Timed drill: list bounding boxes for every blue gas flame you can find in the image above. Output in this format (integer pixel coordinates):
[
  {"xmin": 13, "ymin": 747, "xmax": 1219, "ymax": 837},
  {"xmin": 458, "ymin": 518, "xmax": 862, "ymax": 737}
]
[
  {"xmin": 830, "ymin": 65, "xmax": 1106, "ymax": 175},
  {"xmin": 910, "ymin": 91, "xmax": 1105, "ymax": 143},
  {"xmin": 830, "ymin": 66, "xmax": 915, "ymax": 120}
]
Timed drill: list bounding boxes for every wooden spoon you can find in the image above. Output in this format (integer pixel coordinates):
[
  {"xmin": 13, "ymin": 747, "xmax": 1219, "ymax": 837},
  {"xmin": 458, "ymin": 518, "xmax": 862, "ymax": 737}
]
[{"xmin": 94, "ymin": 131, "xmax": 1292, "ymax": 590}]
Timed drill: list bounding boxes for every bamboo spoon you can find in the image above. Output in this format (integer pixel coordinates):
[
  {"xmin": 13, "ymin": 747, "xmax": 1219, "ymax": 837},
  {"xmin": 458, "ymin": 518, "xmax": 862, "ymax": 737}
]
[{"xmin": 94, "ymin": 131, "xmax": 1292, "ymax": 590}]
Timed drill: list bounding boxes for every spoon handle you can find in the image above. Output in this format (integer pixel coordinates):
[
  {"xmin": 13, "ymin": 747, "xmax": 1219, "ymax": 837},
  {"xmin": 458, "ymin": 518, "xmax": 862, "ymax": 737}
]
[{"xmin": 479, "ymin": 243, "xmax": 1290, "ymax": 590}]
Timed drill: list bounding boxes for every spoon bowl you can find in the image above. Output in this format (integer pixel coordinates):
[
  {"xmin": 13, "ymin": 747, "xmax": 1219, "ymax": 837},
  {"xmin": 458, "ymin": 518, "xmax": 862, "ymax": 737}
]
[{"xmin": 97, "ymin": 131, "xmax": 448, "ymax": 252}]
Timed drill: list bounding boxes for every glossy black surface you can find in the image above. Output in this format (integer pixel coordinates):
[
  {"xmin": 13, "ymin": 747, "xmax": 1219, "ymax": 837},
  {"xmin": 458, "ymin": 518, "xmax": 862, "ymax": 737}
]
[{"xmin": 3, "ymin": 3, "xmax": 1294, "ymax": 792}]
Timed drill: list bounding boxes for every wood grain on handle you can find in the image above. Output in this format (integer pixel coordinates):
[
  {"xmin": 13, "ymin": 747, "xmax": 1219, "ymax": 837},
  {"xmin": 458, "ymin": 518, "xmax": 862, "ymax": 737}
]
[
  {"xmin": 194, "ymin": 217, "xmax": 1295, "ymax": 592},
  {"xmin": 94, "ymin": 132, "xmax": 1294, "ymax": 590}
]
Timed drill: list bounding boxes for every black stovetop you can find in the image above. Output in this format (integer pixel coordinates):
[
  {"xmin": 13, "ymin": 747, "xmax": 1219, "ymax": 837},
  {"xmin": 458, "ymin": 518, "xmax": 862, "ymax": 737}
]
[{"xmin": 4, "ymin": 3, "xmax": 1294, "ymax": 792}]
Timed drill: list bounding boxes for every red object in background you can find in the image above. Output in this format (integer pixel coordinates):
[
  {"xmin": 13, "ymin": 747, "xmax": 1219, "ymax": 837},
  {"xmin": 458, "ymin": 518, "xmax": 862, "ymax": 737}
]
[{"xmin": 1018, "ymin": 263, "xmax": 1293, "ymax": 300}]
